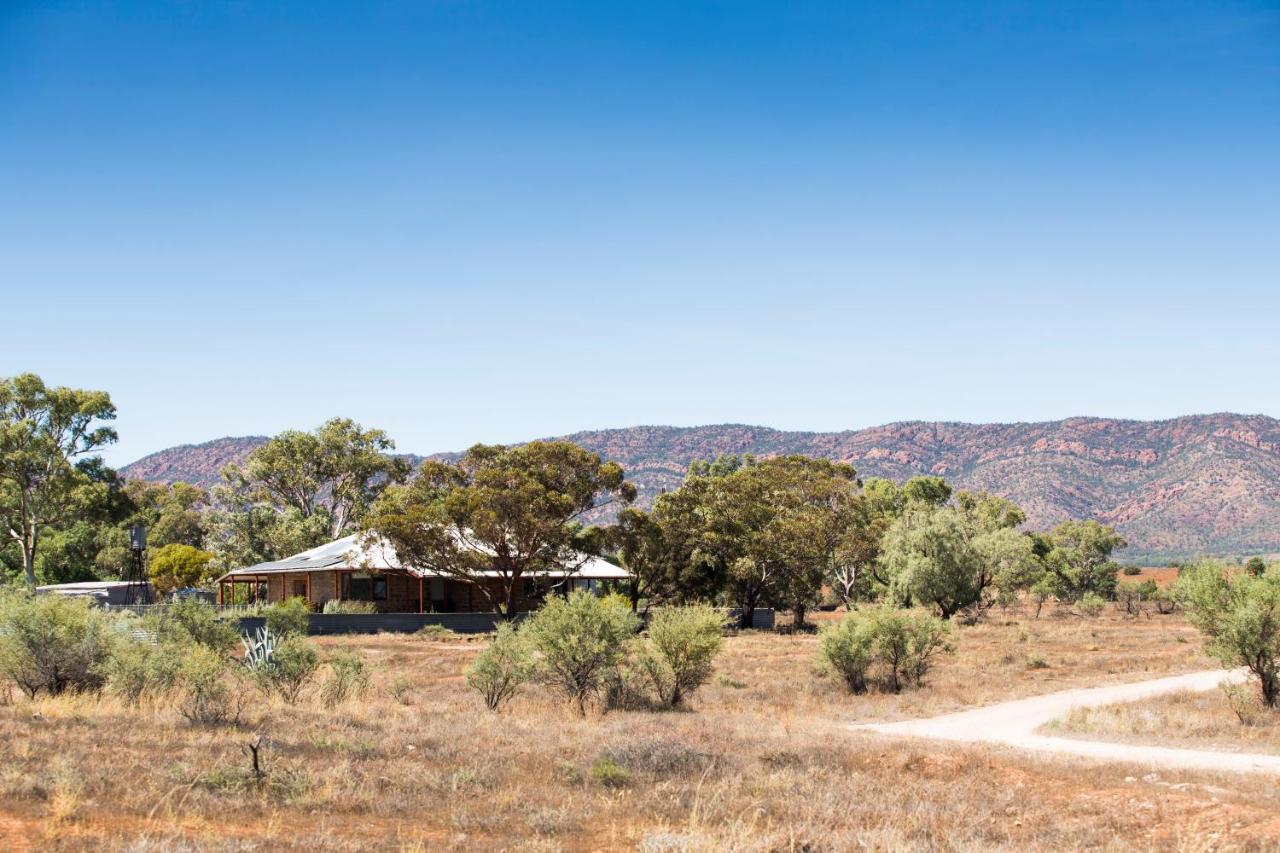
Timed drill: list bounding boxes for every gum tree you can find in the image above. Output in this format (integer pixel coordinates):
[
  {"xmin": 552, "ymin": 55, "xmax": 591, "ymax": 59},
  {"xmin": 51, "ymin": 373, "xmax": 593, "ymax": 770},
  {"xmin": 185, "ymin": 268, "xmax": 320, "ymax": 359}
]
[
  {"xmin": 0, "ymin": 374, "xmax": 117, "ymax": 591},
  {"xmin": 370, "ymin": 441, "xmax": 635, "ymax": 620}
]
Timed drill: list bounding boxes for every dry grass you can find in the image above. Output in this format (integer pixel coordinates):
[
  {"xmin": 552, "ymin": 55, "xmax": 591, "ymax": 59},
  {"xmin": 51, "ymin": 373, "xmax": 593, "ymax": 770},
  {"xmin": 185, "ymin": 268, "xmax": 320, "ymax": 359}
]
[
  {"xmin": 1044, "ymin": 687, "xmax": 1280, "ymax": 756},
  {"xmin": 3, "ymin": 605, "xmax": 1280, "ymax": 851}
]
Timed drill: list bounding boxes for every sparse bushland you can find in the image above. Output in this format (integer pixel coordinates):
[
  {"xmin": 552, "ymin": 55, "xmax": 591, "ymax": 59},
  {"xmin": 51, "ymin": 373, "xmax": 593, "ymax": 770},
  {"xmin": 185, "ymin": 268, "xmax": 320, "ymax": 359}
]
[
  {"xmin": 1, "ymin": 604, "xmax": 1264, "ymax": 851},
  {"xmin": 1176, "ymin": 560, "xmax": 1280, "ymax": 706}
]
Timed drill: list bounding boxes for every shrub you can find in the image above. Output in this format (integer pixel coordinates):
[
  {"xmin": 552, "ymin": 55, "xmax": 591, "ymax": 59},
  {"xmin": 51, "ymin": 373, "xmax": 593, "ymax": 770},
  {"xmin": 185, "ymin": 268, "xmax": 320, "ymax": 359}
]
[
  {"xmin": 1121, "ymin": 565, "xmax": 1142, "ymax": 576},
  {"xmin": 523, "ymin": 591, "xmax": 640, "ymax": 715},
  {"xmin": 1245, "ymin": 557, "xmax": 1267, "ymax": 578},
  {"xmin": 321, "ymin": 599, "xmax": 378, "ymax": 614},
  {"xmin": 265, "ymin": 597, "xmax": 311, "ymax": 637},
  {"xmin": 863, "ymin": 606, "xmax": 953, "ymax": 690},
  {"xmin": 637, "ymin": 605, "xmax": 726, "ymax": 707},
  {"xmin": 818, "ymin": 614, "xmax": 875, "ymax": 693},
  {"xmin": 417, "ymin": 623, "xmax": 456, "ymax": 639},
  {"xmin": 319, "ymin": 650, "xmax": 371, "ymax": 708},
  {"xmin": 466, "ymin": 623, "xmax": 532, "ymax": 712},
  {"xmin": 1077, "ymin": 593, "xmax": 1107, "ymax": 617},
  {"xmin": 177, "ymin": 645, "xmax": 241, "ymax": 725},
  {"xmin": 590, "ymin": 757, "xmax": 631, "ymax": 788},
  {"xmin": 247, "ymin": 634, "xmax": 319, "ymax": 704},
  {"xmin": 1177, "ymin": 562, "xmax": 1280, "ymax": 706},
  {"xmin": 817, "ymin": 606, "xmax": 953, "ymax": 693},
  {"xmin": 147, "ymin": 598, "xmax": 239, "ymax": 653},
  {"xmin": 0, "ymin": 592, "xmax": 114, "ymax": 698},
  {"xmin": 106, "ymin": 637, "xmax": 183, "ymax": 705}
]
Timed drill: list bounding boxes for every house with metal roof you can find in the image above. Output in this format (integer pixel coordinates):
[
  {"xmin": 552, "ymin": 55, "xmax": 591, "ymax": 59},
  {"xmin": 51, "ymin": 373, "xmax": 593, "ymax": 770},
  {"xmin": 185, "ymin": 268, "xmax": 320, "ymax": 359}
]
[{"xmin": 214, "ymin": 533, "xmax": 629, "ymax": 613}]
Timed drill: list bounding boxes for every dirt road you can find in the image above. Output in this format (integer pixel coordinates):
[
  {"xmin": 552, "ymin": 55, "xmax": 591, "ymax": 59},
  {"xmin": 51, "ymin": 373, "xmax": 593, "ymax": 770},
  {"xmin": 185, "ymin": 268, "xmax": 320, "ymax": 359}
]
[{"xmin": 856, "ymin": 668, "xmax": 1280, "ymax": 774}]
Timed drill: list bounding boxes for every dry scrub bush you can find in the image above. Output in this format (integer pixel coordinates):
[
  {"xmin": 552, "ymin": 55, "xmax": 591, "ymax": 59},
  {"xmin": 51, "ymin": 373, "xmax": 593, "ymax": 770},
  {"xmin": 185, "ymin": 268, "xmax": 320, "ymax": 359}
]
[
  {"xmin": 818, "ymin": 606, "xmax": 952, "ymax": 693},
  {"xmin": 265, "ymin": 597, "xmax": 311, "ymax": 637},
  {"xmin": 321, "ymin": 599, "xmax": 377, "ymax": 614},
  {"xmin": 320, "ymin": 649, "xmax": 371, "ymax": 708},
  {"xmin": 0, "ymin": 591, "xmax": 114, "ymax": 698},
  {"xmin": 105, "ymin": 636, "xmax": 182, "ymax": 705},
  {"xmin": 253, "ymin": 636, "xmax": 320, "ymax": 704},
  {"xmin": 147, "ymin": 597, "xmax": 239, "ymax": 653},
  {"xmin": 465, "ymin": 623, "xmax": 532, "ymax": 711},
  {"xmin": 178, "ymin": 645, "xmax": 242, "ymax": 724},
  {"xmin": 636, "ymin": 604, "xmax": 726, "ymax": 707},
  {"xmin": 524, "ymin": 590, "xmax": 639, "ymax": 714}
]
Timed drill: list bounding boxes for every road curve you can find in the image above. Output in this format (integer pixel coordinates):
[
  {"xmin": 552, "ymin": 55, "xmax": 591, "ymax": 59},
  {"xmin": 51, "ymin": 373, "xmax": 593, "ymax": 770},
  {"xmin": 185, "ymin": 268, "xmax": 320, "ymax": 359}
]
[{"xmin": 855, "ymin": 668, "xmax": 1280, "ymax": 775}]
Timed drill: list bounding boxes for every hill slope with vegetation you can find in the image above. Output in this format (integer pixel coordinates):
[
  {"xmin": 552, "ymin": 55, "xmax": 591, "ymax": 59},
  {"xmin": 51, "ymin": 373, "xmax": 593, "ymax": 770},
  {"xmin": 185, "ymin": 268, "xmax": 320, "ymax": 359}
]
[{"xmin": 121, "ymin": 414, "xmax": 1280, "ymax": 561}]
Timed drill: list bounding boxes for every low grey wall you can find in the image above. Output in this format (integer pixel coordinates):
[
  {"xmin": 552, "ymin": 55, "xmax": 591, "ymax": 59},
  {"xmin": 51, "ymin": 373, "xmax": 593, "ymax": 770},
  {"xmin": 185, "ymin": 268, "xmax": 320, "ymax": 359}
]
[{"xmin": 237, "ymin": 608, "xmax": 774, "ymax": 636}]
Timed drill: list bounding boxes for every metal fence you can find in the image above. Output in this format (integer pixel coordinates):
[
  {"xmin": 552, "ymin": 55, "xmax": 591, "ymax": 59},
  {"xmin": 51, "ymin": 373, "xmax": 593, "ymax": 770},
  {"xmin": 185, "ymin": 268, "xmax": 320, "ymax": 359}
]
[{"xmin": 236, "ymin": 607, "xmax": 775, "ymax": 636}]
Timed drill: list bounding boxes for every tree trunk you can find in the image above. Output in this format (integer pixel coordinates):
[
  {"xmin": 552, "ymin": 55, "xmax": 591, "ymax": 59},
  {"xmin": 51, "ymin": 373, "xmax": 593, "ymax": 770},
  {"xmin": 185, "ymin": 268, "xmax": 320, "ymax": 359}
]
[
  {"xmin": 21, "ymin": 524, "xmax": 37, "ymax": 593},
  {"xmin": 499, "ymin": 582, "xmax": 519, "ymax": 621},
  {"xmin": 739, "ymin": 592, "xmax": 758, "ymax": 629},
  {"xmin": 792, "ymin": 604, "xmax": 807, "ymax": 629}
]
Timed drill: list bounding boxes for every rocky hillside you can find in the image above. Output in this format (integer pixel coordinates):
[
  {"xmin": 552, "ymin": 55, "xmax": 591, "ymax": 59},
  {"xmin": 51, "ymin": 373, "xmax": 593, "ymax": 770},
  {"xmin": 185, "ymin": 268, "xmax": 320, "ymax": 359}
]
[{"xmin": 121, "ymin": 415, "xmax": 1280, "ymax": 562}]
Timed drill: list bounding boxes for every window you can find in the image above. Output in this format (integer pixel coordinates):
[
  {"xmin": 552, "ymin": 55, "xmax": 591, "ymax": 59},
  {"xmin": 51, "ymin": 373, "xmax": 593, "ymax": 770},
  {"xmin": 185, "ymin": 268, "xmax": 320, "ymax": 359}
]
[
  {"xmin": 292, "ymin": 580, "xmax": 307, "ymax": 598},
  {"xmin": 341, "ymin": 574, "xmax": 388, "ymax": 601}
]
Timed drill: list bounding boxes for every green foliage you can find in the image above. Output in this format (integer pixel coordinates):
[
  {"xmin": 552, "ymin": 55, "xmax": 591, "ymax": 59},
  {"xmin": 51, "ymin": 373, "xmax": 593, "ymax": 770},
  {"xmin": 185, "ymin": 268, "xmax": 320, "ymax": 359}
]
[
  {"xmin": 206, "ymin": 418, "xmax": 410, "ymax": 570},
  {"xmin": 1077, "ymin": 593, "xmax": 1107, "ymax": 617},
  {"xmin": 655, "ymin": 455, "xmax": 860, "ymax": 627},
  {"xmin": 1176, "ymin": 562, "xmax": 1280, "ymax": 706},
  {"xmin": 0, "ymin": 591, "xmax": 114, "ymax": 698},
  {"xmin": 146, "ymin": 598, "xmax": 239, "ymax": 654},
  {"xmin": 465, "ymin": 623, "xmax": 533, "ymax": 711},
  {"xmin": 590, "ymin": 756, "xmax": 631, "ymax": 788},
  {"xmin": 818, "ymin": 606, "xmax": 953, "ymax": 693},
  {"xmin": 266, "ymin": 597, "xmax": 311, "ymax": 637},
  {"xmin": 0, "ymin": 373, "xmax": 118, "ymax": 590},
  {"xmin": 636, "ymin": 605, "xmax": 726, "ymax": 707},
  {"xmin": 148, "ymin": 543, "xmax": 216, "ymax": 595},
  {"xmin": 1121, "ymin": 565, "xmax": 1143, "ymax": 576},
  {"xmin": 248, "ymin": 634, "xmax": 319, "ymax": 704},
  {"xmin": 320, "ymin": 649, "xmax": 371, "ymax": 708},
  {"xmin": 371, "ymin": 441, "xmax": 634, "ymax": 618},
  {"xmin": 1043, "ymin": 520, "xmax": 1126, "ymax": 601},
  {"xmin": 817, "ymin": 612, "xmax": 876, "ymax": 692},
  {"xmin": 177, "ymin": 644, "xmax": 240, "ymax": 725},
  {"xmin": 524, "ymin": 590, "xmax": 640, "ymax": 714},
  {"xmin": 1245, "ymin": 557, "xmax": 1267, "ymax": 578},
  {"xmin": 879, "ymin": 508, "xmax": 985, "ymax": 618},
  {"xmin": 105, "ymin": 634, "xmax": 183, "ymax": 705}
]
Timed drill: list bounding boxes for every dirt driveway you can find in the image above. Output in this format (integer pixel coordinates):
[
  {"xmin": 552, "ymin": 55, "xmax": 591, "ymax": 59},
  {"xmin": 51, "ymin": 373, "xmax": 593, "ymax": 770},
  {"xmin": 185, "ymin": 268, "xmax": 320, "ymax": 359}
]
[{"xmin": 855, "ymin": 668, "xmax": 1280, "ymax": 774}]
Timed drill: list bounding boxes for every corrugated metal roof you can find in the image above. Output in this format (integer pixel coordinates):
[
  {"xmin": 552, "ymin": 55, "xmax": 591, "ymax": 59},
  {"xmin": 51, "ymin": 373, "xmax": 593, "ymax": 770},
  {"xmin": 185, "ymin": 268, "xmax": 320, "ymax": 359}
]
[{"xmin": 215, "ymin": 533, "xmax": 630, "ymax": 581}]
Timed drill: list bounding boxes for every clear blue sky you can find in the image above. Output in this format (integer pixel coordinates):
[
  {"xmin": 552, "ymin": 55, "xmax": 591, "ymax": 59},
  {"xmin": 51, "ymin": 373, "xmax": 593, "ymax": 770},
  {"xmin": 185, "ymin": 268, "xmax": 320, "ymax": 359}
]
[{"xmin": 2, "ymin": 1, "xmax": 1278, "ymax": 465}]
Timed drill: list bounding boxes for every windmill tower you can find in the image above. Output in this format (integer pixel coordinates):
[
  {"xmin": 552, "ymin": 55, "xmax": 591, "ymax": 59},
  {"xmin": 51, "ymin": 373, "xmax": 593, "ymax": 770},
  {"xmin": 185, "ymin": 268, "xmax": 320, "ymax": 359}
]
[{"xmin": 123, "ymin": 523, "xmax": 154, "ymax": 605}]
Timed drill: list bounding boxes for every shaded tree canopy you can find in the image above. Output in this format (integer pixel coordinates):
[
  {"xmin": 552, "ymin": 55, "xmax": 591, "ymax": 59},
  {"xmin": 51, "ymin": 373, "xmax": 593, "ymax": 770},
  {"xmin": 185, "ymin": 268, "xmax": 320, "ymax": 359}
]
[{"xmin": 369, "ymin": 441, "xmax": 635, "ymax": 619}]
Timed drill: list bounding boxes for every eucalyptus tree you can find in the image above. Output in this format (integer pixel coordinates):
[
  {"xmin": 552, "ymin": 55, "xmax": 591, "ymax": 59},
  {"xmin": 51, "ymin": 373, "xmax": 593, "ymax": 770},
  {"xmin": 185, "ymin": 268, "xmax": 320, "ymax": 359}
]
[
  {"xmin": 369, "ymin": 441, "xmax": 635, "ymax": 620},
  {"xmin": 0, "ymin": 374, "xmax": 117, "ymax": 591},
  {"xmin": 207, "ymin": 418, "xmax": 410, "ymax": 566}
]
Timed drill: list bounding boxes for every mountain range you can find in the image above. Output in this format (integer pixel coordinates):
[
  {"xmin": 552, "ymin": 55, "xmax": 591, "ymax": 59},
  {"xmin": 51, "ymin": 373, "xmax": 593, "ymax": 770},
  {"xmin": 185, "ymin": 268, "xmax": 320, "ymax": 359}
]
[{"xmin": 119, "ymin": 414, "xmax": 1280, "ymax": 563}]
